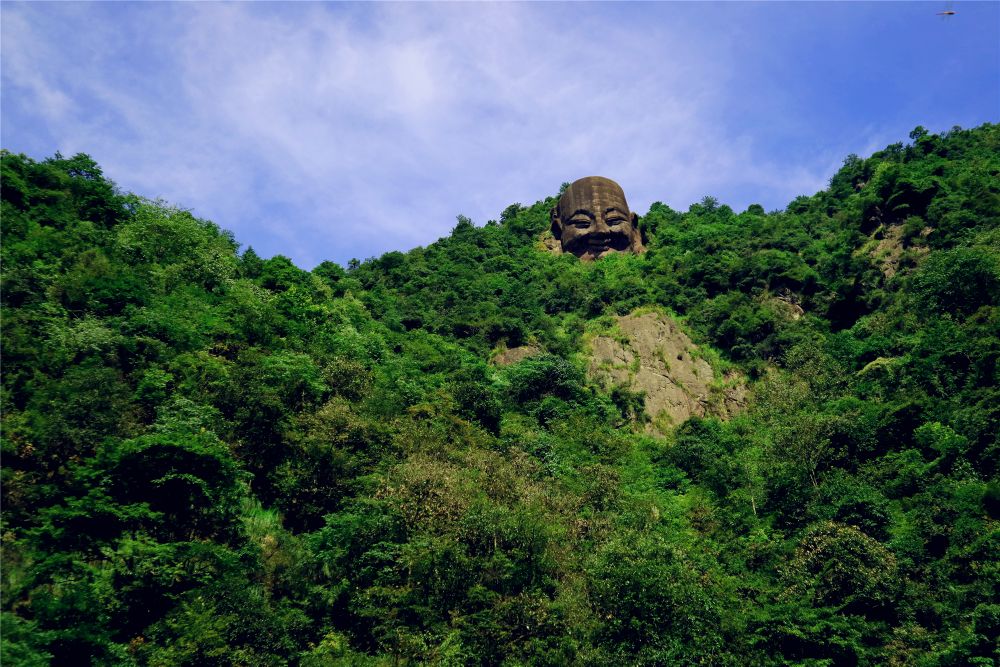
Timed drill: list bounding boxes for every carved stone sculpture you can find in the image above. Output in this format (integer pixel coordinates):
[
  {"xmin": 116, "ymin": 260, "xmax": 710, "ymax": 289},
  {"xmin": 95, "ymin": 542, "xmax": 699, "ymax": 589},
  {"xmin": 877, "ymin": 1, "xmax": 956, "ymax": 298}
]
[{"xmin": 550, "ymin": 176, "xmax": 644, "ymax": 261}]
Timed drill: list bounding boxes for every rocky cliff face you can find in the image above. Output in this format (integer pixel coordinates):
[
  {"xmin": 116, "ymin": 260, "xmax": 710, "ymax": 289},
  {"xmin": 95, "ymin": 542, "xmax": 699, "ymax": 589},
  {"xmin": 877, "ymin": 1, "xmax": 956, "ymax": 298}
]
[{"xmin": 586, "ymin": 311, "xmax": 746, "ymax": 433}]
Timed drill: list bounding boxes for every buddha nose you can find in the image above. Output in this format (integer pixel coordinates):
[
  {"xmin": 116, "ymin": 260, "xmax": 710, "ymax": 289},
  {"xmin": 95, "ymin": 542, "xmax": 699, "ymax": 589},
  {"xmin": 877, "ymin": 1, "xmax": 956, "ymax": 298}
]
[{"xmin": 593, "ymin": 218, "xmax": 611, "ymax": 234}]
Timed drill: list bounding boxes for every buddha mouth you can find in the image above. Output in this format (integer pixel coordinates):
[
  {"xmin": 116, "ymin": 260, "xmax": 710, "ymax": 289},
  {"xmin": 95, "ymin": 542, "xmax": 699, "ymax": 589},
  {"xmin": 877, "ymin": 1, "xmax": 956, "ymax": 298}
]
[{"xmin": 568, "ymin": 231, "xmax": 630, "ymax": 256}]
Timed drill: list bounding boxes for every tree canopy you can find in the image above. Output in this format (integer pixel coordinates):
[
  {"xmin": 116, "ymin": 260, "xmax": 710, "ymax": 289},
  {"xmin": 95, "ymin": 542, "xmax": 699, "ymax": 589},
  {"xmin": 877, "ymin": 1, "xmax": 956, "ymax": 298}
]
[{"xmin": 2, "ymin": 124, "xmax": 998, "ymax": 665}]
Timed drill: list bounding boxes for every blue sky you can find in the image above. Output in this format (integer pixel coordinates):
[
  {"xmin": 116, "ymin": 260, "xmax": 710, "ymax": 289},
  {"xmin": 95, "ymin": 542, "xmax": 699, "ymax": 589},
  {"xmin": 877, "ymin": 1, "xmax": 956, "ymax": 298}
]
[{"xmin": 3, "ymin": 2, "xmax": 997, "ymax": 269}]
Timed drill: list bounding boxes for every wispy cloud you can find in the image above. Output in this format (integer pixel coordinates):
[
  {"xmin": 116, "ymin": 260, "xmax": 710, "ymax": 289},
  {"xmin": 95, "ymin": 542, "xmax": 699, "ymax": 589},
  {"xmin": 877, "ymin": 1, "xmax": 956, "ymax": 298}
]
[{"xmin": 3, "ymin": 2, "xmax": 997, "ymax": 267}]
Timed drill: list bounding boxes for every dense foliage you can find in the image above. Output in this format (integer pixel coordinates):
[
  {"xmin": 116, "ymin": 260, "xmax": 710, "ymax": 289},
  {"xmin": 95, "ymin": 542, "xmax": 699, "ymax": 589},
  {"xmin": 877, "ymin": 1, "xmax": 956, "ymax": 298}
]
[{"xmin": 2, "ymin": 124, "xmax": 998, "ymax": 665}]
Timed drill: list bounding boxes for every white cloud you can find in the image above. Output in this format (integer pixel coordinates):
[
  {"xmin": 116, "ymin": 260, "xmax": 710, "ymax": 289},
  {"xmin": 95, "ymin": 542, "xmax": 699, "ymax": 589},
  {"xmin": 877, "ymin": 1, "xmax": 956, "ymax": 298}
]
[
  {"xmin": 0, "ymin": 10, "xmax": 73, "ymax": 124},
  {"xmin": 4, "ymin": 2, "xmax": 942, "ymax": 267}
]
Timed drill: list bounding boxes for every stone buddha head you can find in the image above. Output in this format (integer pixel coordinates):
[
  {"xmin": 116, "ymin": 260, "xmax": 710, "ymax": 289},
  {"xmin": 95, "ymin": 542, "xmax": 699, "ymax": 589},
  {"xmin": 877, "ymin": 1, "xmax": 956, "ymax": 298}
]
[{"xmin": 550, "ymin": 176, "xmax": 644, "ymax": 261}]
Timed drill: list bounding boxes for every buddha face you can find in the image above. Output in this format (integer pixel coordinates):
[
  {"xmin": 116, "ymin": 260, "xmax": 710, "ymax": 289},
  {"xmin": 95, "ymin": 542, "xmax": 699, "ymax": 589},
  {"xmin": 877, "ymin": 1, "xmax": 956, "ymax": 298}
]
[{"xmin": 551, "ymin": 176, "xmax": 643, "ymax": 261}]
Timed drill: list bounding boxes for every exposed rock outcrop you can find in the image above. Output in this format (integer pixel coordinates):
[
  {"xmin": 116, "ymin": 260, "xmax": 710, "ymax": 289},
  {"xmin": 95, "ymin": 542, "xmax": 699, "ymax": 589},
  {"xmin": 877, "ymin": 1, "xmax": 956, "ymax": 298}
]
[
  {"xmin": 863, "ymin": 222, "xmax": 932, "ymax": 279},
  {"xmin": 587, "ymin": 311, "xmax": 746, "ymax": 433},
  {"xmin": 491, "ymin": 344, "xmax": 543, "ymax": 366}
]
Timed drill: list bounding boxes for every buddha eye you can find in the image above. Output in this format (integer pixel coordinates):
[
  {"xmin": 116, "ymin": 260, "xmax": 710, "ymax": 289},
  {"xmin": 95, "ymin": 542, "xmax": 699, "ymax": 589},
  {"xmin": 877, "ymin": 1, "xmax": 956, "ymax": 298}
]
[
  {"xmin": 607, "ymin": 217, "xmax": 626, "ymax": 226},
  {"xmin": 570, "ymin": 219, "xmax": 591, "ymax": 229}
]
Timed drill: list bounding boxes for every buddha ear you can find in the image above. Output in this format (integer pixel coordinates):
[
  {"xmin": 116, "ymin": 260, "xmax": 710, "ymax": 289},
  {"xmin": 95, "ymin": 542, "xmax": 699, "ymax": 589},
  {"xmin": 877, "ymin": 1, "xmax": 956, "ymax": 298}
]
[{"xmin": 550, "ymin": 206, "xmax": 563, "ymax": 240}]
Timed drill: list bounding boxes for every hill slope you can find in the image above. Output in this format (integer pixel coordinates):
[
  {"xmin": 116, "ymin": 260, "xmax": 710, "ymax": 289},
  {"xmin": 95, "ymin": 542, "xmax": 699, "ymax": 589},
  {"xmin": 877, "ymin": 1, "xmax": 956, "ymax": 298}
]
[{"xmin": 2, "ymin": 124, "xmax": 998, "ymax": 665}]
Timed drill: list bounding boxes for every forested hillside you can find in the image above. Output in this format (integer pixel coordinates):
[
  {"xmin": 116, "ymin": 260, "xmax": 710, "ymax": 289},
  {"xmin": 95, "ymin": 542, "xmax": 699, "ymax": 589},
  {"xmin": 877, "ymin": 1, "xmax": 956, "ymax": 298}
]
[{"xmin": 2, "ymin": 124, "xmax": 998, "ymax": 666}]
